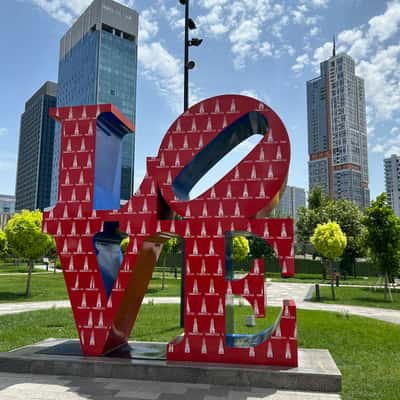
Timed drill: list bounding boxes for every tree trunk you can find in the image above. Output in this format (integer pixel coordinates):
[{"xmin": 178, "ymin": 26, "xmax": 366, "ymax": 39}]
[
  {"xmin": 162, "ymin": 257, "xmax": 166, "ymax": 290},
  {"xmin": 330, "ymin": 259, "xmax": 336, "ymax": 301},
  {"xmin": 25, "ymin": 259, "xmax": 34, "ymax": 298},
  {"xmin": 384, "ymin": 272, "xmax": 393, "ymax": 302}
]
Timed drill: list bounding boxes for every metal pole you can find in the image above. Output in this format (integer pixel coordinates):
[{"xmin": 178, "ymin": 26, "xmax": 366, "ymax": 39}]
[
  {"xmin": 183, "ymin": 0, "xmax": 189, "ymax": 111},
  {"xmin": 180, "ymin": 0, "xmax": 189, "ymax": 328}
]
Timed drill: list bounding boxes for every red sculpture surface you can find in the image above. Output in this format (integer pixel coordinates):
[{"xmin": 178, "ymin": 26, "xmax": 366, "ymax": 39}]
[{"xmin": 43, "ymin": 95, "xmax": 297, "ymax": 366}]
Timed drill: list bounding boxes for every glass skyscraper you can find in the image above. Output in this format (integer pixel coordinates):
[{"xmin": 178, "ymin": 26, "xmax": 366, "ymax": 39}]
[
  {"xmin": 15, "ymin": 81, "xmax": 57, "ymax": 211},
  {"xmin": 51, "ymin": 0, "xmax": 138, "ymax": 204},
  {"xmin": 307, "ymin": 48, "xmax": 370, "ymax": 209},
  {"xmin": 277, "ymin": 186, "xmax": 306, "ymax": 222},
  {"xmin": 384, "ymin": 154, "xmax": 400, "ymax": 217}
]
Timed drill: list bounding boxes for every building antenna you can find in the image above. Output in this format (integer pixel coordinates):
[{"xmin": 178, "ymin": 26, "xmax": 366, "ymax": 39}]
[{"xmin": 332, "ymin": 34, "xmax": 336, "ymax": 57}]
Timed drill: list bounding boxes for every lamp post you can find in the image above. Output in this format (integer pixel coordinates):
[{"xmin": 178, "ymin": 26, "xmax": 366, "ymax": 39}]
[
  {"xmin": 178, "ymin": 0, "xmax": 202, "ymax": 328},
  {"xmin": 179, "ymin": 0, "xmax": 202, "ymax": 111}
]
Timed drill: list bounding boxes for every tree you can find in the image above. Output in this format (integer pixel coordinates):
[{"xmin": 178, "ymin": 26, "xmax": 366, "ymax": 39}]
[
  {"xmin": 296, "ymin": 189, "xmax": 366, "ymax": 278},
  {"xmin": 325, "ymin": 200, "xmax": 367, "ymax": 276},
  {"xmin": 5, "ymin": 210, "xmax": 54, "ymax": 297},
  {"xmin": 308, "ymin": 185, "xmax": 329, "ymax": 210},
  {"xmin": 0, "ymin": 230, "xmax": 7, "ymax": 258},
  {"xmin": 296, "ymin": 206, "xmax": 328, "ymax": 257},
  {"xmin": 311, "ymin": 221, "xmax": 347, "ymax": 300},
  {"xmin": 363, "ymin": 193, "xmax": 400, "ymax": 301},
  {"xmin": 233, "ymin": 236, "xmax": 250, "ymax": 262},
  {"xmin": 160, "ymin": 237, "xmax": 182, "ymax": 288},
  {"xmin": 248, "ymin": 236, "xmax": 275, "ymax": 259},
  {"xmin": 120, "ymin": 236, "xmax": 129, "ymax": 254}
]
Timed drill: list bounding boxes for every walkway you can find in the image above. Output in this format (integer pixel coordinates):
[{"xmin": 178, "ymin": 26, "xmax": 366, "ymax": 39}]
[
  {"xmin": 0, "ymin": 372, "xmax": 341, "ymax": 400},
  {"xmin": 0, "ymin": 283, "xmax": 399, "ymax": 325}
]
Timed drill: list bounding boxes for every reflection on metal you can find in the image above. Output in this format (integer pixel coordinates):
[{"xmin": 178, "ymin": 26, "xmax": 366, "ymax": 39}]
[
  {"xmin": 43, "ymin": 95, "xmax": 298, "ymax": 367},
  {"xmin": 94, "ymin": 222, "xmax": 126, "ymax": 298}
]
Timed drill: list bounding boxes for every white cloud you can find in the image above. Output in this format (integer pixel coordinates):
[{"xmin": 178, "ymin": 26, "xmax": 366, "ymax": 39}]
[
  {"xmin": 291, "ymin": 53, "xmax": 310, "ymax": 73},
  {"xmin": 240, "ymin": 90, "xmax": 260, "ymax": 100},
  {"xmin": 368, "ymin": 1, "xmax": 400, "ymax": 42},
  {"xmin": 0, "ymin": 128, "xmax": 8, "ymax": 137},
  {"xmin": 357, "ymin": 44, "xmax": 400, "ymax": 120},
  {"xmin": 137, "ymin": 9, "xmax": 201, "ymax": 112},
  {"xmin": 197, "ymin": 0, "xmax": 286, "ymax": 69},
  {"xmin": 139, "ymin": 42, "xmax": 185, "ymax": 113},
  {"xmin": 313, "ymin": 41, "xmax": 333, "ymax": 64},
  {"xmin": 138, "ymin": 8, "xmax": 158, "ymax": 41},
  {"xmin": 385, "ymin": 145, "xmax": 400, "ymax": 158},
  {"xmin": 307, "ymin": 0, "xmax": 329, "ymax": 7},
  {"xmin": 30, "ymin": 0, "xmax": 135, "ymax": 25},
  {"xmin": 309, "ymin": 26, "xmax": 320, "ymax": 37},
  {"xmin": 274, "ymin": 44, "xmax": 295, "ymax": 58},
  {"xmin": 371, "ymin": 144, "xmax": 385, "ymax": 153}
]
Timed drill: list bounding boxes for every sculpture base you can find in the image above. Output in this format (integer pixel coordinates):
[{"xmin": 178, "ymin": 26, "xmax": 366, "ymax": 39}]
[{"xmin": 0, "ymin": 339, "xmax": 341, "ymax": 393}]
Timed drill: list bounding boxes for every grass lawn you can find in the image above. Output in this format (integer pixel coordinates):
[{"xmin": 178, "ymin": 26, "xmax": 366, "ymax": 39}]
[
  {"xmin": 312, "ymin": 285, "xmax": 400, "ymax": 310},
  {"xmin": 0, "ymin": 273, "xmax": 181, "ymax": 302},
  {"xmin": 0, "ymin": 262, "xmax": 42, "ymax": 274},
  {"xmin": 0, "ymin": 304, "xmax": 399, "ymax": 400}
]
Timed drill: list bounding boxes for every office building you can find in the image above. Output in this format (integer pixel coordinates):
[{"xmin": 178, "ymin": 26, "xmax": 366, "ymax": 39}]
[
  {"xmin": 0, "ymin": 194, "xmax": 15, "ymax": 229},
  {"xmin": 277, "ymin": 186, "xmax": 306, "ymax": 221},
  {"xmin": 0, "ymin": 194, "xmax": 15, "ymax": 214},
  {"xmin": 307, "ymin": 44, "xmax": 370, "ymax": 209},
  {"xmin": 384, "ymin": 154, "xmax": 400, "ymax": 217},
  {"xmin": 15, "ymin": 82, "xmax": 57, "ymax": 211},
  {"xmin": 51, "ymin": 0, "xmax": 138, "ymax": 204}
]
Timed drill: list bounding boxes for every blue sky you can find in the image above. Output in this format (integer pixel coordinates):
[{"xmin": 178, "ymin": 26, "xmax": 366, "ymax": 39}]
[{"xmin": 0, "ymin": 0, "xmax": 399, "ymax": 202}]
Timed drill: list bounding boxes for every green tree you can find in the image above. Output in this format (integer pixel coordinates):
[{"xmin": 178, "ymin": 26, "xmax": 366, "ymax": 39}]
[
  {"xmin": 308, "ymin": 185, "xmax": 329, "ymax": 210},
  {"xmin": 160, "ymin": 237, "xmax": 182, "ymax": 287},
  {"xmin": 297, "ymin": 189, "xmax": 366, "ymax": 279},
  {"xmin": 0, "ymin": 230, "xmax": 7, "ymax": 258},
  {"xmin": 248, "ymin": 236, "xmax": 275, "ymax": 259},
  {"xmin": 363, "ymin": 193, "xmax": 400, "ymax": 301},
  {"xmin": 233, "ymin": 236, "xmax": 250, "ymax": 262},
  {"xmin": 296, "ymin": 206, "xmax": 328, "ymax": 257},
  {"xmin": 120, "ymin": 237, "xmax": 129, "ymax": 254},
  {"xmin": 325, "ymin": 199, "xmax": 367, "ymax": 276},
  {"xmin": 311, "ymin": 221, "xmax": 347, "ymax": 300},
  {"xmin": 5, "ymin": 210, "xmax": 54, "ymax": 297}
]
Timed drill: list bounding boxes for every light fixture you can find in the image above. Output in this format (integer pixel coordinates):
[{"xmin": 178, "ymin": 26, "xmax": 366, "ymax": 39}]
[{"xmin": 188, "ymin": 18, "xmax": 196, "ymax": 30}]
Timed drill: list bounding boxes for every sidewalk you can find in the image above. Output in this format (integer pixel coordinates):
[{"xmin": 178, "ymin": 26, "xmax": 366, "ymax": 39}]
[
  {"xmin": 0, "ymin": 372, "xmax": 341, "ymax": 400},
  {"xmin": 1, "ymin": 282, "xmax": 399, "ymax": 324}
]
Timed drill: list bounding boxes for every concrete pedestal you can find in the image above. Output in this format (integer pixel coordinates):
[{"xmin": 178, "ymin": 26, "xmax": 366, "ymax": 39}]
[{"xmin": 0, "ymin": 339, "xmax": 341, "ymax": 393}]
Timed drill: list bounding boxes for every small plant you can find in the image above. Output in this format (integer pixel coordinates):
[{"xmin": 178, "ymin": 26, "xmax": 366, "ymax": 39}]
[{"xmin": 311, "ymin": 221, "xmax": 347, "ymax": 300}]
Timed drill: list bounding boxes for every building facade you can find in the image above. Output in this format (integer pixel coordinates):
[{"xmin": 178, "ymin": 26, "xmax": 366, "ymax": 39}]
[
  {"xmin": 0, "ymin": 194, "xmax": 15, "ymax": 229},
  {"xmin": 51, "ymin": 0, "xmax": 138, "ymax": 204},
  {"xmin": 277, "ymin": 186, "xmax": 306, "ymax": 221},
  {"xmin": 15, "ymin": 82, "xmax": 57, "ymax": 211},
  {"xmin": 384, "ymin": 154, "xmax": 400, "ymax": 217},
  {"xmin": 307, "ymin": 49, "xmax": 370, "ymax": 209}
]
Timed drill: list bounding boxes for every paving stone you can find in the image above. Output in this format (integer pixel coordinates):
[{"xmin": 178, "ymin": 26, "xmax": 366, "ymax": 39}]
[{"xmin": 0, "ymin": 372, "xmax": 342, "ymax": 399}]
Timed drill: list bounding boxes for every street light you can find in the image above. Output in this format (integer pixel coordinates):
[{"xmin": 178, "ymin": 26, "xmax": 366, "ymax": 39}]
[
  {"xmin": 178, "ymin": 0, "xmax": 202, "ymax": 328},
  {"xmin": 179, "ymin": 0, "xmax": 202, "ymax": 111}
]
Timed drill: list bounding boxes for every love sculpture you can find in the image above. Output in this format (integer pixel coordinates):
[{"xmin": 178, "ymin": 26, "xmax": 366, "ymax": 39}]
[{"xmin": 43, "ymin": 95, "xmax": 298, "ymax": 366}]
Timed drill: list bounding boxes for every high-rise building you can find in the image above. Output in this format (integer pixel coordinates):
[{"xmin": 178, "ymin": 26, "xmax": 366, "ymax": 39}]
[
  {"xmin": 0, "ymin": 194, "xmax": 15, "ymax": 229},
  {"xmin": 50, "ymin": 0, "xmax": 138, "ymax": 204},
  {"xmin": 277, "ymin": 186, "xmax": 306, "ymax": 221},
  {"xmin": 307, "ymin": 45, "xmax": 370, "ymax": 209},
  {"xmin": 15, "ymin": 82, "xmax": 57, "ymax": 211},
  {"xmin": 384, "ymin": 154, "xmax": 400, "ymax": 217}
]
